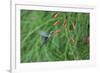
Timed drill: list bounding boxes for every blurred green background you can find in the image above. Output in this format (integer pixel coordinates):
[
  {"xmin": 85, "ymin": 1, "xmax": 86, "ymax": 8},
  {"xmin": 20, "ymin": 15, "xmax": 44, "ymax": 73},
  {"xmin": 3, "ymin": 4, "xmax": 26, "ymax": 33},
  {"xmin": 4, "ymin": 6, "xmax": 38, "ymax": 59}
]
[{"xmin": 21, "ymin": 10, "xmax": 90, "ymax": 63}]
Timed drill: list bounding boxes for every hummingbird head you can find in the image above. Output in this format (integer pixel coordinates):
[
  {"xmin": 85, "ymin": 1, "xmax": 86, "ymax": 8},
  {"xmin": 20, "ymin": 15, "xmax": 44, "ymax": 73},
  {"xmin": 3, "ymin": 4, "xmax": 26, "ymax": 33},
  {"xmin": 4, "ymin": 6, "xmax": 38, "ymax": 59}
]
[{"xmin": 48, "ymin": 31, "xmax": 54, "ymax": 38}]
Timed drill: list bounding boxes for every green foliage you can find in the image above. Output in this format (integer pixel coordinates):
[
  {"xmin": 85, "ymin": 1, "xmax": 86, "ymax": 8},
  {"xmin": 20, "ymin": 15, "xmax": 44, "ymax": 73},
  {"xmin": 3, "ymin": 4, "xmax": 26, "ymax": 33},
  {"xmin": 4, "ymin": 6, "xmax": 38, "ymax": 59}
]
[{"xmin": 21, "ymin": 10, "xmax": 90, "ymax": 63}]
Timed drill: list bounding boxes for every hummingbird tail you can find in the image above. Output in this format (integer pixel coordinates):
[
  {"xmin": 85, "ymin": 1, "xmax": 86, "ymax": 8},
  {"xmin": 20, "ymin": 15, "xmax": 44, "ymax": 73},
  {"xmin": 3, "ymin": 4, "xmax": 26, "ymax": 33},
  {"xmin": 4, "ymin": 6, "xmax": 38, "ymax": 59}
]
[{"xmin": 40, "ymin": 42, "xmax": 45, "ymax": 48}]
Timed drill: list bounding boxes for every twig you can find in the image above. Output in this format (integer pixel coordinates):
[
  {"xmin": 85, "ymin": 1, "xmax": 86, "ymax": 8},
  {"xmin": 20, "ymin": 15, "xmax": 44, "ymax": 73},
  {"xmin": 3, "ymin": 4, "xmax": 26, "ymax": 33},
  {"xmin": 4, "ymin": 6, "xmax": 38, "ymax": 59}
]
[
  {"xmin": 52, "ymin": 12, "xmax": 59, "ymax": 18},
  {"xmin": 53, "ymin": 20, "xmax": 60, "ymax": 26},
  {"xmin": 71, "ymin": 21, "xmax": 76, "ymax": 30}
]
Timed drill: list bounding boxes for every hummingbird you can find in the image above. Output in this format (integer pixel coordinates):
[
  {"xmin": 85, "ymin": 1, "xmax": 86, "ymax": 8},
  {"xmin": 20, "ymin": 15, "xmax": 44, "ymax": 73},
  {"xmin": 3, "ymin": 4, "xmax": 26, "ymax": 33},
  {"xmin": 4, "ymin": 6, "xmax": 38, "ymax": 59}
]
[{"xmin": 39, "ymin": 31, "xmax": 54, "ymax": 48}]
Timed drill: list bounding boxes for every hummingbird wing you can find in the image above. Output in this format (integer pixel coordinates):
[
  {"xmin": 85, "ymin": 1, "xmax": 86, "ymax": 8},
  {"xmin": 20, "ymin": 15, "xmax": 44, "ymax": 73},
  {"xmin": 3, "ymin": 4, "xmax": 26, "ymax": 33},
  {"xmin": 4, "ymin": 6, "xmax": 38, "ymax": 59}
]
[{"xmin": 39, "ymin": 31, "xmax": 49, "ymax": 37}]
